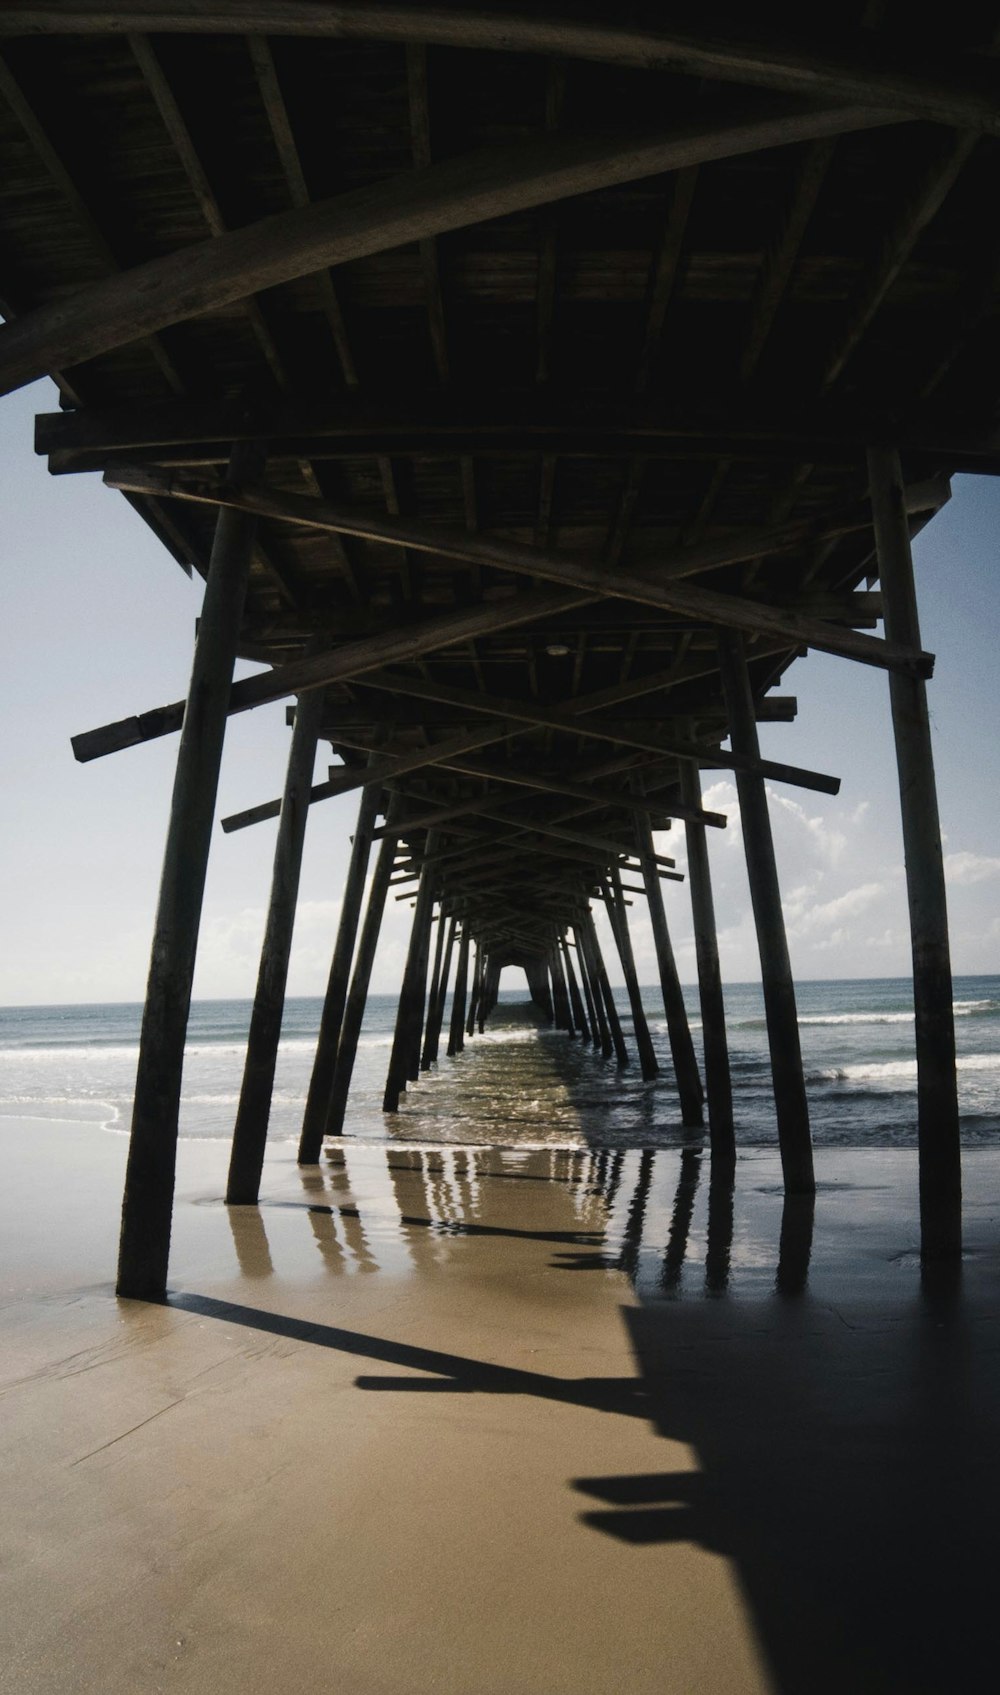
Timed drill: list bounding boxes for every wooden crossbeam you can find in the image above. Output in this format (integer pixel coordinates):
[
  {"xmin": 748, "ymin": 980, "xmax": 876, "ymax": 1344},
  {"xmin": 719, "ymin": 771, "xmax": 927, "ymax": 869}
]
[
  {"xmin": 104, "ymin": 465, "xmax": 934, "ymax": 676},
  {"xmin": 71, "ymin": 584, "xmax": 589, "ymax": 761},
  {"xmin": 0, "ymin": 98, "xmax": 899, "ymax": 397},
  {"xmin": 354, "ymin": 668, "xmax": 841, "ymax": 793},
  {"xmin": 37, "ymin": 394, "xmax": 1000, "ymax": 475},
  {"xmin": 4, "ymin": 6, "xmax": 999, "ymax": 138}
]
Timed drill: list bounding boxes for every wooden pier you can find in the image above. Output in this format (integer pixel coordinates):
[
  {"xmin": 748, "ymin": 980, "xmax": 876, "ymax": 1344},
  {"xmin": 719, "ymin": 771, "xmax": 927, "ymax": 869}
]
[{"xmin": 0, "ymin": 2, "xmax": 988, "ymax": 1294}]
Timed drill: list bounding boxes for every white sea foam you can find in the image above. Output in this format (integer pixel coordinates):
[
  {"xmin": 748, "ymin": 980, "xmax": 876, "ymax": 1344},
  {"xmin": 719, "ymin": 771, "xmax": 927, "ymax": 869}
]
[{"xmin": 819, "ymin": 1053, "xmax": 1000, "ymax": 1084}]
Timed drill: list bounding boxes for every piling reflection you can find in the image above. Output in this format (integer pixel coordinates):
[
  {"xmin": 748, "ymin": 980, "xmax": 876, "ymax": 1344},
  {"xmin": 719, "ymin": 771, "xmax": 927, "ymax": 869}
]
[{"xmin": 226, "ymin": 1204, "xmax": 275, "ymax": 1279}]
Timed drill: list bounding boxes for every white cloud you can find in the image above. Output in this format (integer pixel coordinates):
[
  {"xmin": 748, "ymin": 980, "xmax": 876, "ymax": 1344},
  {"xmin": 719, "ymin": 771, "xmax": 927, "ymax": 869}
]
[{"xmin": 944, "ymin": 851, "xmax": 1000, "ymax": 886}]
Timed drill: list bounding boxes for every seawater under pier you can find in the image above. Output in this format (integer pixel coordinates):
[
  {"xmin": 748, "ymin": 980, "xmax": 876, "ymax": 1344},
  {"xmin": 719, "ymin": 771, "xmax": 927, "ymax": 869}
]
[{"xmin": 1, "ymin": 23, "xmax": 1000, "ymax": 1681}]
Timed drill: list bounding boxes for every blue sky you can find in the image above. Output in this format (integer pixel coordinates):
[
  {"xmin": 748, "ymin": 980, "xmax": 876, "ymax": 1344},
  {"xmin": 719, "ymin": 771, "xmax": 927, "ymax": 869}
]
[{"xmin": 1, "ymin": 376, "xmax": 998, "ymax": 1004}]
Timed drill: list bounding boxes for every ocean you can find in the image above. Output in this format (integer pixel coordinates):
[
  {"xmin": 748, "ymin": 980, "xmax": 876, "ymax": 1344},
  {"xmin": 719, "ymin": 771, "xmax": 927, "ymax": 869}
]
[{"xmin": 1, "ymin": 975, "xmax": 998, "ymax": 1151}]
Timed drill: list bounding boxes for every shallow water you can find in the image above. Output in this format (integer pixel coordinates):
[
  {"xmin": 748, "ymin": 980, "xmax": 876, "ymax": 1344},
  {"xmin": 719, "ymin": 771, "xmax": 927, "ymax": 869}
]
[{"xmin": 1, "ymin": 974, "xmax": 998, "ymax": 1149}]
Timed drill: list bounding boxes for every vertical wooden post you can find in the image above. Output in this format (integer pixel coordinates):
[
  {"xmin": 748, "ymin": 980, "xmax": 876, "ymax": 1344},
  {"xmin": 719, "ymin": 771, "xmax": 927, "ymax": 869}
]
[
  {"xmin": 406, "ymin": 893, "xmax": 437, "ymax": 1083},
  {"xmin": 226, "ymin": 688, "xmax": 323, "ymax": 1203},
  {"xmin": 117, "ymin": 439, "xmax": 264, "ymax": 1300},
  {"xmin": 384, "ymin": 842, "xmax": 438, "ymax": 1112},
  {"xmin": 422, "ymin": 913, "xmax": 456, "ymax": 1068},
  {"xmin": 550, "ymin": 943, "xmax": 574, "ymax": 1034},
  {"xmin": 574, "ymin": 922, "xmax": 607, "ymax": 1052},
  {"xmin": 679, "ymin": 759, "xmax": 736, "ymax": 1166},
  {"xmin": 465, "ymin": 942, "xmax": 481, "ymax": 1038},
  {"xmin": 324, "ymin": 827, "xmax": 399, "ymax": 1139},
  {"xmin": 718, "ymin": 631, "xmax": 814, "ymax": 1195},
  {"xmin": 634, "ymin": 808, "xmax": 704, "ymax": 1122},
  {"xmin": 608, "ymin": 869, "xmax": 658, "ymax": 1079},
  {"xmin": 868, "ymin": 445, "xmax": 961, "ymax": 1259},
  {"xmin": 561, "ymin": 936, "xmax": 590, "ymax": 1041},
  {"xmin": 298, "ymin": 781, "xmax": 383, "ymax": 1163},
  {"xmin": 447, "ymin": 927, "xmax": 471, "ymax": 1056},
  {"xmin": 420, "ymin": 904, "xmax": 448, "ymax": 1069},
  {"xmin": 583, "ymin": 910, "xmax": 629, "ymax": 1066}
]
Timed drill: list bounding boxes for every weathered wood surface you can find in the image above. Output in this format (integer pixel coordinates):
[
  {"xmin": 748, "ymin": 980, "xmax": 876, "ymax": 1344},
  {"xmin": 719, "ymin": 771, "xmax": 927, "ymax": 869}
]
[
  {"xmin": 868, "ymin": 446, "xmax": 961, "ymax": 1260},
  {"xmin": 116, "ymin": 441, "xmax": 263, "ymax": 1300},
  {"xmin": 679, "ymin": 759, "xmax": 735, "ymax": 1164},
  {"xmin": 227, "ymin": 687, "xmax": 323, "ymax": 1203}
]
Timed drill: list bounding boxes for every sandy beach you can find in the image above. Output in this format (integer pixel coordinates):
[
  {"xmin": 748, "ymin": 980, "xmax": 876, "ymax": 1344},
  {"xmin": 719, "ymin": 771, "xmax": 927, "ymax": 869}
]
[{"xmin": 1, "ymin": 1113, "xmax": 997, "ymax": 1694}]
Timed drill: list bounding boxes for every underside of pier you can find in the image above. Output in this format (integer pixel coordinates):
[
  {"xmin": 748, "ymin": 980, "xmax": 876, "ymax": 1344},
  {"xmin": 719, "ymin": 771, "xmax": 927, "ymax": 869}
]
[{"xmin": 2, "ymin": 2, "xmax": 996, "ymax": 1293}]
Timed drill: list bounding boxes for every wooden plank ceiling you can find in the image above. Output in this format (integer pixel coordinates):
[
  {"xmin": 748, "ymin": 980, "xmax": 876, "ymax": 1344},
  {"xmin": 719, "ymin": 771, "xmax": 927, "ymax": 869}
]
[{"xmin": 2, "ymin": 1, "xmax": 998, "ymax": 959}]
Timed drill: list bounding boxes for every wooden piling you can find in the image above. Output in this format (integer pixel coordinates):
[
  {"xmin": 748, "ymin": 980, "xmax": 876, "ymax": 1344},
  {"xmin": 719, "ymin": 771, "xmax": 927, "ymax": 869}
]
[
  {"xmin": 572, "ymin": 928, "xmax": 603, "ymax": 1044},
  {"xmin": 419, "ymin": 902, "xmax": 448, "ymax": 1068},
  {"xmin": 384, "ymin": 841, "xmax": 438, "ymax": 1112},
  {"xmin": 117, "ymin": 439, "xmax": 263, "ymax": 1301},
  {"xmin": 679, "ymin": 759, "xmax": 736, "ymax": 1166},
  {"xmin": 583, "ymin": 910, "xmax": 629, "ymax": 1066},
  {"xmin": 447, "ymin": 927, "xmax": 471, "ymax": 1056},
  {"xmin": 550, "ymin": 943, "xmax": 574, "ymax": 1034},
  {"xmin": 465, "ymin": 943, "xmax": 481, "ymax": 1038},
  {"xmin": 298, "ymin": 781, "xmax": 383, "ymax": 1163},
  {"xmin": 561, "ymin": 936, "xmax": 590, "ymax": 1041},
  {"xmin": 324, "ymin": 826, "xmax": 399, "ymax": 1139},
  {"xmin": 608, "ymin": 869, "xmax": 658, "ymax": 1079},
  {"xmin": 422, "ymin": 913, "xmax": 456, "ymax": 1068},
  {"xmin": 868, "ymin": 445, "xmax": 961, "ymax": 1259},
  {"xmin": 226, "ymin": 687, "xmax": 323, "ymax": 1204},
  {"xmin": 718, "ymin": 631, "xmax": 814, "ymax": 1194},
  {"xmin": 633, "ymin": 806, "xmax": 704, "ymax": 1121}
]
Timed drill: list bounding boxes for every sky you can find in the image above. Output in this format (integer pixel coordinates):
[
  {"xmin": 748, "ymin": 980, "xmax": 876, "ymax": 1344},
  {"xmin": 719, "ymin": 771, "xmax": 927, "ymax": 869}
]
[{"xmin": 2, "ymin": 375, "xmax": 999, "ymax": 1005}]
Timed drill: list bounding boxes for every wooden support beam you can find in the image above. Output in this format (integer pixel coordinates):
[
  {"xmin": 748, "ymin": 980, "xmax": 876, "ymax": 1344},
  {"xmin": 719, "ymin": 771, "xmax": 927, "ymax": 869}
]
[
  {"xmin": 356, "ymin": 667, "xmax": 841, "ymax": 794},
  {"xmin": 116, "ymin": 440, "xmax": 263, "ymax": 1301},
  {"xmin": 447, "ymin": 927, "xmax": 471, "ymax": 1057},
  {"xmin": 384, "ymin": 839, "xmax": 438, "ymax": 1111},
  {"xmin": 678, "ymin": 760, "xmax": 735, "ymax": 1165},
  {"xmin": 5, "ymin": 7, "xmax": 998, "ymax": 138},
  {"xmin": 221, "ymin": 722, "xmax": 516, "ymax": 832},
  {"xmin": 226, "ymin": 687, "xmax": 323, "ymax": 1204},
  {"xmin": 103, "ymin": 467, "xmax": 934, "ymax": 677},
  {"xmin": 422, "ymin": 912, "xmax": 456, "ymax": 1070},
  {"xmin": 324, "ymin": 826, "xmax": 399, "ymax": 1139},
  {"xmin": 575, "ymin": 921, "xmax": 609, "ymax": 1055},
  {"xmin": 868, "ymin": 446, "xmax": 960, "ymax": 1260},
  {"xmin": 72, "ymin": 583, "xmax": 590, "ymax": 762},
  {"xmin": 39, "ymin": 393, "xmax": 1000, "ymax": 477},
  {"xmin": 550, "ymin": 943, "xmax": 574, "ymax": 1035},
  {"xmin": 561, "ymin": 935, "xmax": 590, "ymax": 1042},
  {"xmin": 465, "ymin": 943, "xmax": 482, "ymax": 1038},
  {"xmin": 607, "ymin": 869, "xmax": 658, "ymax": 1080},
  {"xmin": 584, "ymin": 909, "xmax": 629, "ymax": 1068},
  {"xmin": 298, "ymin": 779, "xmax": 383, "ymax": 1163},
  {"xmin": 0, "ymin": 97, "xmax": 895, "ymax": 397},
  {"xmin": 633, "ymin": 803, "xmax": 705, "ymax": 1124},
  {"xmin": 718, "ymin": 631, "xmax": 814, "ymax": 1195}
]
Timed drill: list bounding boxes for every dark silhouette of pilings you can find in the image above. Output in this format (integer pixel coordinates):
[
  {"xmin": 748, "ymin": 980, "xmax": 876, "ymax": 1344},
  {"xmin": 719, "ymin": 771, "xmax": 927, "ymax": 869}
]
[
  {"xmin": 384, "ymin": 838, "xmax": 439, "ymax": 1112},
  {"xmin": 582, "ymin": 910, "xmax": 628, "ymax": 1065},
  {"xmin": 561, "ymin": 936, "xmax": 590, "ymax": 1040},
  {"xmin": 575, "ymin": 922, "xmax": 609, "ymax": 1053},
  {"xmin": 678, "ymin": 759, "xmax": 736, "ymax": 1167},
  {"xmin": 719, "ymin": 631, "xmax": 814, "ymax": 1197},
  {"xmin": 324, "ymin": 825, "xmax": 399, "ymax": 1138},
  {"xmin": 447, "ymin": 927, "xmax": 471, "ymax": 1055},
  {"xmin": 298, "ymin": 781, "xmax": 383, "ymax": 1163},
  {"xmin": 422, "ymin": 913, "xmax": 456, "ymax": 1069},
  {"xmin": 117, "ymin": 439, "xmax": 263, "ymax": 1301},
  {"xmin": 606, "ymin": 870, "xmax": 658, "ymax": 1079},
  {"xmin": 868, "ymin": 444, "xmax": 961, "ymax": 1260},
  {"xmin": 633, "ymin": 808, "xmax": 704, "ymax": 1120},
  {"xmin": 227, "ymin": 686, "xmax": 323, "ymax": 1204}
]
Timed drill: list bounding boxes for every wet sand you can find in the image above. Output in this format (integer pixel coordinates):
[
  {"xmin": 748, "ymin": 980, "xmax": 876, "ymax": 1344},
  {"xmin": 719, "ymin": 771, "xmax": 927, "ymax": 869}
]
[{"xmin": 2, "ymin": 1116, "xmax": 998, "ymax": 1693}]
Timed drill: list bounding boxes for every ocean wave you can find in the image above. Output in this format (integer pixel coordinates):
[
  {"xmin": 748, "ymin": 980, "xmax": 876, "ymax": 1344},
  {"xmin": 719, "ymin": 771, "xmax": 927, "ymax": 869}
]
[{"xmin": 813, "ymin": 1054, "xmax": 1000, "ymax": 1085}]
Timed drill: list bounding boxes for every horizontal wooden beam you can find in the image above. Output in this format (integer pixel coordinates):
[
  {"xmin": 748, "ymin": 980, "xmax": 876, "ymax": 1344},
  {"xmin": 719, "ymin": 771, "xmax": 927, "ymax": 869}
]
[
  {"xmin": 71, "ymin": 584, "xmax": 588, "ymax": 761},
  {"xmin": 3, "ymin": 6, "xmax": 997, "ymax": 136},
  {"xmin": 0, "ymin": 98, "xmax": 897, "ymax": 397},
  {"xmin": 105, "ymin": 465, "xmax": 934, "ymax": 677},
  {"xmin": 36, "ymin": 389, "xmax": 1000, "ymax": 475},
  {"xmin": 220, "ymin": 723, "xmax": 514, "ymax": 832},
  {"xmin": 356, "ymin": 668, "xmax": 841, "ymax": 794}
]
